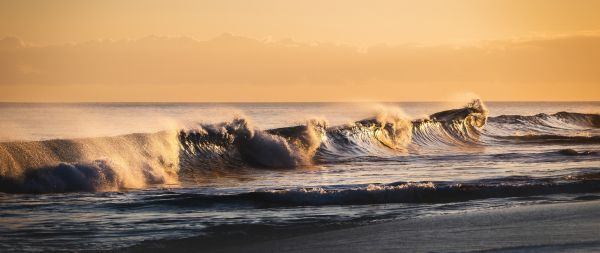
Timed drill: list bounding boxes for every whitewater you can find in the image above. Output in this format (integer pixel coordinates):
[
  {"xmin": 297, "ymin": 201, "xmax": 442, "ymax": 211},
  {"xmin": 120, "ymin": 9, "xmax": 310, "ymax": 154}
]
[{"xmin": 0, "ymin": 100, "xmax": 599, "ymax": 251}]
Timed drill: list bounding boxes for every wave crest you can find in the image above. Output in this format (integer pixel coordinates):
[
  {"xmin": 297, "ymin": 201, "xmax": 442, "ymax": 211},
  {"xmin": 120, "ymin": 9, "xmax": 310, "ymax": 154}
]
[{"xmin": 179, "ymin": 116, "xmax": 324, "ymax": 169}]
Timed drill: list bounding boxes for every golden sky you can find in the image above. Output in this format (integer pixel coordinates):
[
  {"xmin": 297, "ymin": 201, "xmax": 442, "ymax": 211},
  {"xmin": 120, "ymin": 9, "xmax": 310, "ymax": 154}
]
[{"xmin": 1, "ymin": 0, "xmax": 599, "ymax": 102}]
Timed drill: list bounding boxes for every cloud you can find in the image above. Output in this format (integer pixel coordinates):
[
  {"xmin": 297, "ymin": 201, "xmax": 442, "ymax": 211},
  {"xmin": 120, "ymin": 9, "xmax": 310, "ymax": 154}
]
[
  {"xmin": 0, "ymin": 33, "xmax": 599, "ymax": 101},
  {"xmin": 0, "ymin": 36, "xmax": 25, "ymax": 49}
]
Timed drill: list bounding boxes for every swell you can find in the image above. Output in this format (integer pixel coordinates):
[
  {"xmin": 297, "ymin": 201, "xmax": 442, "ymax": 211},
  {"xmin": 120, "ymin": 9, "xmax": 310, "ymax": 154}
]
[
  {"xmin": 1, "ymin": 100, "xmax": 599, "ymax": 193},
  {"xmin": 488, "ymin": 112, "xmax": 600, "ymax": 129},
  {"xmin": 107, "ymin": 172, "xmax": 600, "ymax": 208},
  {"xmin": 484, "ymin": 112, "xmax": 600, "ymax": 144}
]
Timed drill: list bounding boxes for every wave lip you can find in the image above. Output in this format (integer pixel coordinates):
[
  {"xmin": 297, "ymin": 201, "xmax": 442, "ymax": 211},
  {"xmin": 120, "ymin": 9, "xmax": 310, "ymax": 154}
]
[{"xmin": 409, "ymin": 99, "xmax": 488, "ymax": 147}]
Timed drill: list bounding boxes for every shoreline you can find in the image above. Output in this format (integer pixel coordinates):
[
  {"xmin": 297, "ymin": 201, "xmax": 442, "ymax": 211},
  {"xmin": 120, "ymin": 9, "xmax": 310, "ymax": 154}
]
[{"xmin": 123, "ymin": 200, "xmax": 600, "ymax": 253}]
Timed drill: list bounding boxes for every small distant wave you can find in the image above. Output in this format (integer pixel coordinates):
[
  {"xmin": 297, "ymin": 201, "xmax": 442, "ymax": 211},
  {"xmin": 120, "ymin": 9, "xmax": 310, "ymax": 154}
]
[
  {"xmin": 489, "ymin": 149, "xmax": 599, "ymax": 160},
  {"xmin": 556, "ymin": 149, "xmax": 598, "ymax": 156},
  {"xmin": 109, "ymin": 171, "xmax": 600, "ymax": 208}
]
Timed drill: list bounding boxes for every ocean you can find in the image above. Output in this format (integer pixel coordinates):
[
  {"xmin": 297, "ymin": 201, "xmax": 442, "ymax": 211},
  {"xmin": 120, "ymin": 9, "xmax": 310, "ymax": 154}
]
[{"xmin": 0, "ymin": 101, "xmax": 599, "ymax": 251}]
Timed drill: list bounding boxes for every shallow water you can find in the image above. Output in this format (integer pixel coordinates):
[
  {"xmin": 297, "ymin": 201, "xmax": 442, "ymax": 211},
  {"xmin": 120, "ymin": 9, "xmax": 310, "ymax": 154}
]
[{"xmin": 0, "ymin": 101, "xmax": 599, "ymax": 251}]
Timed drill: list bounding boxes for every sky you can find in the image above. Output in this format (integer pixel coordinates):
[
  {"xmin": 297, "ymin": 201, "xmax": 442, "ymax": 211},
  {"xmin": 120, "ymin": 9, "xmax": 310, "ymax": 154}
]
[{"xmin": 1, "ymin": 0, "xmax": 599, "ymax": 102}]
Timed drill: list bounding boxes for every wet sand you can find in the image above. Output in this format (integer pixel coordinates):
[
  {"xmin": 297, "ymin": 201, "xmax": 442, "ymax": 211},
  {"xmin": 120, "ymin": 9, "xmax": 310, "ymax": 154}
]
[{"xmin": 127, "ymin": 200, "xmax": 600, "ymax": 253}]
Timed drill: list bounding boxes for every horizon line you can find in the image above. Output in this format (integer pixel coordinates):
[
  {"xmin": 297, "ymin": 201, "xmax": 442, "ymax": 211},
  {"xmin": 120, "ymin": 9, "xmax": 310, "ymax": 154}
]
[{"xmin": 0, "ymin": 100, "xmax": 598, "ymax": 104}]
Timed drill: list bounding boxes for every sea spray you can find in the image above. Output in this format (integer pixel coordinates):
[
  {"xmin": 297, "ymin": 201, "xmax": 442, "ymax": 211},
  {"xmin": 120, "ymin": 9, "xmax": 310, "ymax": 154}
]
[{"xmin": 0, "ymin": 130, "xmax": 180, "ymax": 193}]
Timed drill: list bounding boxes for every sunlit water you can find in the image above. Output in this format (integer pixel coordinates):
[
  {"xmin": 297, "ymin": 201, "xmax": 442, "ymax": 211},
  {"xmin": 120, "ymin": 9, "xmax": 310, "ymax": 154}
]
[{"xmin": 0, "ymin": 102, "xmax": 599, "ymax": 251}]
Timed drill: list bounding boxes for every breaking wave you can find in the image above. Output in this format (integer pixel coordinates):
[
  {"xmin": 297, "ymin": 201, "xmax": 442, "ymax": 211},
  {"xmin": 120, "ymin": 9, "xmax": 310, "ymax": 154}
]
[
  {"xmin": 0, "ymin": 99, "xmax": 598, "ymax": 193},
  {"xmin": 0, "ymin": 132, "xmax": 180, "ymax": 193}
]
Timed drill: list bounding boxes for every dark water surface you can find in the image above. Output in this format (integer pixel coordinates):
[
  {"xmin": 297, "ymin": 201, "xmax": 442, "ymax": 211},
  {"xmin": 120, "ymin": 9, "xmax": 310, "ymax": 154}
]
[{"xmin": 0, "ymin": 101, "xmax": 599, "ymax": 251}]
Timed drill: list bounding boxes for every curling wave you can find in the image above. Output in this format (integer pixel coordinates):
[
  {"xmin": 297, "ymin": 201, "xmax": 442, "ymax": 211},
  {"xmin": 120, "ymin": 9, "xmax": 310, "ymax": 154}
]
[
  {"xmin": 178, "ymin": 117, "xmax": 324, "ymax": 169},
  {"xmin": 177, "ymin": 99, "xmax": 488, "ymax": 167}
]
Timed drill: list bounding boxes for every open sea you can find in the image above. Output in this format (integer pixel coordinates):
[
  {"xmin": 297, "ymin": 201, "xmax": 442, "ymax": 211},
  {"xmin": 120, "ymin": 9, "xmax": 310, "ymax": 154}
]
[{"xmin": 0, "ymin": 101, "xmax": 599, "ymax": 251}]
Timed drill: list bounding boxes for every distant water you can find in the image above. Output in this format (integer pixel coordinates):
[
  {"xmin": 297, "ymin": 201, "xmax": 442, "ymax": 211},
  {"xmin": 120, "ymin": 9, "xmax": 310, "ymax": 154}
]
[{"xmin": 0, "ymin": 101, "xmax": 599, "ymax": 251}]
